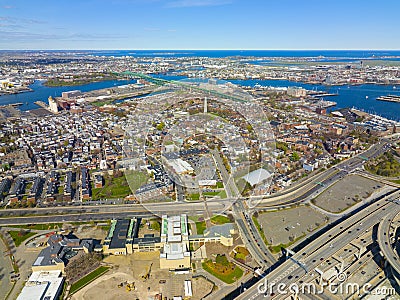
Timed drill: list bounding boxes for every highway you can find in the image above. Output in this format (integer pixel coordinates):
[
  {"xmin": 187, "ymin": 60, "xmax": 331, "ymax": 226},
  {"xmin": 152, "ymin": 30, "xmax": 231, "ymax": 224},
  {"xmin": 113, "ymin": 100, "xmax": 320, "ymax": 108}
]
[
  {"xmin": 236, "ymin": 189, "xmax": 400, "ymax": 299},
  {"xmin": 257, "ymin": 139, "xmax": 392, "ymax": 208},
  {"xmin": 377, "ymin": 194, "xmax": 400, "ymax": 277},
  {"xmin": 210, "ymin": 148, "xmax": 277, "ymax": 267},
  {"xmin": 233, "ymin": 201, "xmax": 276, "ymax": 265},
  {"xmin": 211, "ymin": 149, "xmax": 241, "ymax": 198},
  {"xmin": 231, "ymin": 138, "xmax": 395, "ymax": 274},
  {"xmin": 0, "ymin": 200, "xmax": 229, "ymax": 225}
]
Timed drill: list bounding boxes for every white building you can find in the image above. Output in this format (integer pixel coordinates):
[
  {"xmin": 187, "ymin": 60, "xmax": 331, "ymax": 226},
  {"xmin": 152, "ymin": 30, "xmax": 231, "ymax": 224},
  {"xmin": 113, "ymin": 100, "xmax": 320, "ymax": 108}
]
[
  {"xmin": 48, "ymin": 97, "xmax": 58, "ymax": 113},
  {"xmin": 17, "ymin": 271, "xmax": 64, "ymax": 300},
  {"xmin": 287, "ymin": 86, "xmax": 307, "ymax": 98},
  {"xmin": 160, "ymin": 214, "xmax": 191, "ymax": 270},
  {"xmin": 165, "ymin": 158, "xmax": 194, "ymax": 175}
]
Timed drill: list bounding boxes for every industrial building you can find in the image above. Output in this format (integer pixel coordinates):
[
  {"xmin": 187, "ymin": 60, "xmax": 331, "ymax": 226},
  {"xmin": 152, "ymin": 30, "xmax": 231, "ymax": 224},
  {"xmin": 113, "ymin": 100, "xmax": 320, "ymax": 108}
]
[
  {"xmin": 287, "ymin": 86, "xmax": 307, "ymax": 98},
  {"xmin": 62, "ymin": 90, "xmax": 82, "ymax": 99},
  {"xmin": 103, "ymin": 218, "xmax": 163, "ymax": 255},
  {"xmin": 17, "ymin": 271, "xmax": 64, "ymax": 300},
  {"xmin": 242, "ymin": 168, "xmax": 272, "ymax": 186},
  {"xmin": 164, "ymin": 158, "xmax": 194, "ymax": 175},
  {"xmin": 103, "ymin": 216, "xmax": 191, "ymax": 270}
]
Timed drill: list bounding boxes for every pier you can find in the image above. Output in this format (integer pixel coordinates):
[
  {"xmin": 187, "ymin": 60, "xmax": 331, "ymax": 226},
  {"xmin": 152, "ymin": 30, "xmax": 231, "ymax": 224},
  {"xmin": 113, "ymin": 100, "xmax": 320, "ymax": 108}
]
[
  {"xmin": 376, "ymin": 95, "xmax": 400, "ymax": 103},
  {"xmin": 0, "ymin": 103, "xmax": 23, "ymax": 108},
  {"xmin": 307, "ymin": 90, "xmax": 339, "ymax": 97},
  {"xmin": 34, "ymin": 101, "xmax": 50, "ymax": 109}
]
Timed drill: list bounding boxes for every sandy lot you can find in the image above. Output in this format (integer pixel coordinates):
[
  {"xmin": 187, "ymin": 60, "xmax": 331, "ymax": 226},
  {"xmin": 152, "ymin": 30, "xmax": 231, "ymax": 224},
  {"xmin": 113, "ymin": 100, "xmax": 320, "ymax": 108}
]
[
  {"xmin": 312, "ymin": 175, "xmax": 382, "ymax": 213},
  {"xmin": 257, "ymin": 205, "xmax": 328, "ymax": 246},
  {"xmin": 71, "ymin": 252, "xmax": 213, "ymax": 300}
]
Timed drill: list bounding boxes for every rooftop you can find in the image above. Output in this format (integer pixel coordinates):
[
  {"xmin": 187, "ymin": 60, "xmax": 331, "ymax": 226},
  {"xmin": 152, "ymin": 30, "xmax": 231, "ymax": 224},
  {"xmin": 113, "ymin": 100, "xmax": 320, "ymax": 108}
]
[
  {"xmin": 109, "ymin": 219, "xmax": 130, "ymax": 249},
  {"xmin": 242, "ymin": 168, "xmax": 272, "ymax": 186},
  {"xmin": 17, "ymin": 271, "xmax": 64, "ymax": 300}
]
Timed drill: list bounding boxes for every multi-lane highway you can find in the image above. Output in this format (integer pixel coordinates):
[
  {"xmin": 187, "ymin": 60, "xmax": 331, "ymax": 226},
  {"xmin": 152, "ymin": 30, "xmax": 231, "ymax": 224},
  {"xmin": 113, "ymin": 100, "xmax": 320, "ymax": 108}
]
[
  {"xmin": 234, "ymin": 201, "xmax": 276, "ymax": 265},
  {"xmin": 377, "ymin": 194, "xmax": 400, "ymax": 277},
  {"xmin": 237, "ymin": 189, "xmax": 400, "ymax": 300},
  {"xmin": 231, "ymin": 139, "xmax": 395, "ymax": 273},
  {"xmin": 0, "ymin": 200, "xmax": 229, "ymax": 225}
]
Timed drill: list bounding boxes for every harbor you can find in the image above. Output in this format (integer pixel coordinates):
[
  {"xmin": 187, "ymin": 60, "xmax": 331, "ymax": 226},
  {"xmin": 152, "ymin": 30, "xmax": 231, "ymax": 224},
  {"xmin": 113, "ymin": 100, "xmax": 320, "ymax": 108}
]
[{"xmin": 1, "ymin": 74, "xmax": 400, "ymax": 121}]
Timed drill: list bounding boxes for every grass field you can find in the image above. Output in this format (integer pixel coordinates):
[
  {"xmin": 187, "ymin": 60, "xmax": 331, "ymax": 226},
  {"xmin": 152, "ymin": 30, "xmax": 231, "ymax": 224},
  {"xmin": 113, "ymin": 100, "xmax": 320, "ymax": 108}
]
[
  {"xmin": 202, "ymin": 259, "xmax": 243, "ymax": 284},
  {"xmin": 125, "ymin": 170, "xmax": 150, "ymax": 192},
  {"xmin": 69, "ymin": 266, "xmax": 110, "ymax": 295},
  {"xmin": 211, "ymin": 214, "xmax": 232, "ymax": 225},
  {"xmin": 366, "ymin": 152, "xmax": 400, "ymax": 177},
  {"xmin": 8, "ymin": 231, "xmax": 37, "ymax": 247},
  {"xmin": 232, "ymin": 246, "xmax": 250, "ymax": 262},
  {"xmin": 196, "ymin": 221, "xmax": 207, "ymax": 234},
  {"xmin": 203, "ymin": 190, "xmax": 227, "ymax": 198},
  {"xmin": 8, "ymin": 223, "xmax": 64, "ymax": 230},
  {"xmin": 91, "ymin": 175, "xmax": 133, "ymax": 200},
  {"xmin": 187, "ymin": 193, "xmax": 200, "ymax": 201}
]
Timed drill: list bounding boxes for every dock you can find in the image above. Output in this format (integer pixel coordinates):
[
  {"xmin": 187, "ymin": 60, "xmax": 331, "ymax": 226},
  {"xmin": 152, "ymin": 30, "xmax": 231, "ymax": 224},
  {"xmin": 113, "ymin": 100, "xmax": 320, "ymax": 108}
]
[
  {"xmin": 0, "ymin": 103, "xmax": 23, "ymax": 108},
  {"xmin": 34, "ymin": 101, "xmax": 50, "ymax": 109},
  {"xmin": 307, "ymin": 91, "xmax": 338, "ymax": 97},
  {"xmin": 376, "ymin": 95, "xmax": 400, "ymax": 103}
]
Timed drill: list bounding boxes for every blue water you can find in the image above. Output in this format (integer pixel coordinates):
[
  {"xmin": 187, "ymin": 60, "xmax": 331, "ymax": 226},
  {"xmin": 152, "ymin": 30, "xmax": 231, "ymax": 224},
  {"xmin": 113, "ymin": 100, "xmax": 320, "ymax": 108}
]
[
  {"xmin": 230, "ymin": 79, "xmax": 400, "ymax": 121},
  {"xmin": 0, "ymin": 79, "xmax": 136, "ymax": 110},
  {"xmin": 156, "ymin": 74, "xmax": 400, "ymax": 121},
  {"xmin": 1, "ymin": 76, "xmax": 399, "ymax": 121}
]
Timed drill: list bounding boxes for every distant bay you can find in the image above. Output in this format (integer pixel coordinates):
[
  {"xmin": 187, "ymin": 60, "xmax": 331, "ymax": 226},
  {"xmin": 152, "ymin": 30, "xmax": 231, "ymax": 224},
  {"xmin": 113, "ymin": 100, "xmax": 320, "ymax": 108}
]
[
  {"xmin": 1, "ymin": 75, "xmax": 399, "ymax": 122},
  {"xmin": 155, "ymin": 74, "xmax": 400, "ymax": 121}
]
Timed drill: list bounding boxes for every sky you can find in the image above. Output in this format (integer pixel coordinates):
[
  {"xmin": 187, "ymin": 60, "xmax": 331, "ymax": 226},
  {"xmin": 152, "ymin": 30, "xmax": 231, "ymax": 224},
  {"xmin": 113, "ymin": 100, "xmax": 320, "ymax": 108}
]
[{"xmin": 0, "ymin": 0, "xmax": 399, "ymax": 50}]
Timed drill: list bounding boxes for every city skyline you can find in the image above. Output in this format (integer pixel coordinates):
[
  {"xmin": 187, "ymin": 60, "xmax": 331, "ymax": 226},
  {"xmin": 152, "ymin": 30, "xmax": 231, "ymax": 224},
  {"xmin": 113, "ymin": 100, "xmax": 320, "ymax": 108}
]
[{"xmin": 1, "ymin": 0, "xmax": 400, "ymax": 50}]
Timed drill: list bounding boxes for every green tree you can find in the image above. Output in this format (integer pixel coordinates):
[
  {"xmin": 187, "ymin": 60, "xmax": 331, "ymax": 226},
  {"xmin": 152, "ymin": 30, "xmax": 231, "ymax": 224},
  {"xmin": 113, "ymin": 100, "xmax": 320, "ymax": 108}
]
[
  {"xmin": 156, "ymin": 122, "xmax": 165, "ymax": 131},
  {"xmin": 291, "ymin": 152, "xmax": 300, "ymax": 162}
]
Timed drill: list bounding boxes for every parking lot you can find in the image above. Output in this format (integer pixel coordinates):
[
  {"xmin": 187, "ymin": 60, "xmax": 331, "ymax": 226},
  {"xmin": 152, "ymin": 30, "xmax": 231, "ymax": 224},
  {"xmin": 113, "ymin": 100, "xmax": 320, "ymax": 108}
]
[
  {"xmin": 257, "ymin": 205, "xmax": 328, "ymax": 247},
  {"xmin": 312, "ymin": 175, "xmax": 383, "ymax": 213}
]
